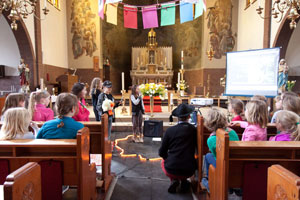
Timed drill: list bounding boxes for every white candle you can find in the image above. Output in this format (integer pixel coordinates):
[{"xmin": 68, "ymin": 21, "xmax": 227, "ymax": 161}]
[
  {"xmin": 44, "ymin": 0, "xmax": 47, "ymax": 8},
  {"xmin": 181, "ymin": 64, "xmax": 184, "ymax": 70},
  {"xmin": 181, "ymin": 50, "xmax": 184, "ymax": 69},
  {"xmin": 181, "ymin": 50, "xmax": 183, "ymax": 58},
  {"xmin": 121, "ymin": 72, "xmax": 125, "ymax": 91},
  {"xmin": 40, "ymin": 78, "xmax": 44, "ymax": 90},
  {"xmin": 170, "ymin": 93, "xmax": 173, "ymax": 104},
  {"xmin": 178, "ymin": 72, "xmax": 180, "ymax": 88}
]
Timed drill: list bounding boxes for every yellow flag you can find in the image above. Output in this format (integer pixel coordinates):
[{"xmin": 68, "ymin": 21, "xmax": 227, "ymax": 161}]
[{"xmin": 106, "ymin": 3, "xmax": 118, "ymax": 25}]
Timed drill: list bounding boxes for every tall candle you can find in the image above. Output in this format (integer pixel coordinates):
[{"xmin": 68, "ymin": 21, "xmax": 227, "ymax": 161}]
[
  {"xmin": 177, "ymin": 72, "xmax": 180, "ymax": 89},
  {"xmin": 181, "ymin": 50, "xmax": 184, "ymax": 69},
  {"xmin": 44, "ymin": 0, "xmax": 47, "ymax": 8},
  {"xmin": 181, "ymin": 50, "xmax": 183, "ymax": 58},
  {"xmin": 121, "ymin": 72, "xmax": 125, "ymax": 91},
  {"xmin": 170, "ymin": 93, "xmax": 173, "ymax": 104},
  {"xmin": 40, "ymin": 78, "xmax": 44, "ymax": 90}
]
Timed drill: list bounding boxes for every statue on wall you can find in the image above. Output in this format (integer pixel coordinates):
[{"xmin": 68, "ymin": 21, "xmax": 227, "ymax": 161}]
[
  {"xmin": 70, "ymin": 0, "xmax": 97, "ymax": 59},
  {"xmin": 18, "ymin": 59, "xmax": 30, "ymax": 93},
  {"xmin": 278, "ymin": 59, "xmax": 289, "ymax": 93}
]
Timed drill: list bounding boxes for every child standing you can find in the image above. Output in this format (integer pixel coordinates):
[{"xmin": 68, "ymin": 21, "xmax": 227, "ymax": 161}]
[
  {"xmin": 131, "ymin": 85, "xmax": 145, "ymax": 143},
  {"xmin": 90, "ymin": 78, "xmax": 102, "ymax": 121},
  {"xmin": 232, "ymin": 100, "xmax": 268, "ymax": 141},
  {"xmin": 270, "ymin": 110, "xmax": 300, "ymax": 141},
  {"xmin": 228, "ymin": 99, "xmax": 244, "ymax": 122},
  {"xmin": 0, "ymin": 108, "xmax": 37, "ymax": 140},
  {"xmin": 96, "ymin": 81, "xmax": 122, "ymax": 140},
  {"xmin": 1, "ymin": 93, "xmax": 25, "ymax": 121},
  {"xmin": 28, "ymin": 91, "xmax": 54, "ymax": 121},
  {"xmin": 37, "ymin": 93, "xmax": 84, "ymax": 139},
  {"xmin": 71, "ymin": 83, "xmax": 90, "ymax": 121}
]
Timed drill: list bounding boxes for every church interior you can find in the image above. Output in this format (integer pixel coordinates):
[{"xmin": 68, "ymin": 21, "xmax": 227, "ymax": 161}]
[{"xmin": 0, "ymin": 0, "xmax": 300, "ymax": 199}]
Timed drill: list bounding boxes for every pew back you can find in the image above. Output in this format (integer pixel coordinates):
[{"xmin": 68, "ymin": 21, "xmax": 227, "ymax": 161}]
[{"xmin": 267, "ymin": 165, "xmax": 300, "ymax": 200}]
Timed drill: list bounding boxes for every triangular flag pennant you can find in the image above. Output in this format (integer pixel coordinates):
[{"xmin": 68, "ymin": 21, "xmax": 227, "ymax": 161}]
[
  {"xmin": 105, "ymin": 0, "xmax": 122, "ymax": 4},
  {"xmin": 124, "ymin": 5, "xmax": 138, "ymax": 29},
  {"xmin": 195, "ymin": 0, "xmax": 204, "ymax": 18},
  {"xmin": 161, "ymin": 2, "xmax": 176, "ymax": 26},
  {"xmin": 142, "ymin": 5, "xmax": 158, "ymax": 29},
  {"xmin": 180, "ymin": 2, "xmax": 194, "ymax": 24},
  {"xmin": 106, "ymin": 3, "xmax": 118, "ymax": 25},
  {"xmin": 98, "ymin": 0, "xmax": 105, "ymax": 19}
]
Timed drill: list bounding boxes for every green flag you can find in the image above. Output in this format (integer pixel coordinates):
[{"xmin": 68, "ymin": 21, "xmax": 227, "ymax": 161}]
[
  {"xmin": 161, "ymin": 2, "xmax": 176, "ymax": 26},
  {"xmin": 195, "ymin": 0, "xmax": 204, "ymax": 18}
]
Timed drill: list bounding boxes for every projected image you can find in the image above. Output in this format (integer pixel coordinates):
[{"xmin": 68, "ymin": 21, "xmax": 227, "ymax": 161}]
[{"xmin": 225, "ymin": 48, "xmax": 280, "ymax": 97}]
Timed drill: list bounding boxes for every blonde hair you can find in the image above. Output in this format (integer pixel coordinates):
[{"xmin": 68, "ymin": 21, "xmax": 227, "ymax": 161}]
[
  {"xmin": 205, "ymin": 108, "xmax": 228, "ymax": 132},
  {"xmin": 251, "ymin": 95, "xmax": 267, "ymax": 103},
  {"xmin": 282, "ymin": 95, "xmax": 300, "ymax": 115},
  {"xmin": 245, "ymin": 100, "xmax": 268, "ymax": 128},
  {"xmin": 2, "ymin": 93, "xmax": 25, "ymax": 115},
  {"xmin": 276, "ymin": 110, "xmax": 300, "ymax": 141},
  {"xmin": 0, "ymin": 107, "xmax": 31, "ymax": 140},
  {"xmin": 28, "ymin": 91, "xmax": 50, "ymax": 119},
  {"xmin": 229, "ymin": 99, "xmax": 244, "ymax": 115},
  {"xmin": 90, "ymin": 78, "xmax": 102, "ymax": 96}
]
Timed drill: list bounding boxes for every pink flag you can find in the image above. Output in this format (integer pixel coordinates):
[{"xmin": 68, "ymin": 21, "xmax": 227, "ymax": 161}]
[
  {"xmin": 142, "ymin": 5, "xmax": 158, "ymax": 29},
  {"xmin": 98, "ymin": 0, "xmax": 105, "ymax": 19},
  {"xmin": 124, "ymin": 5, "xmax": 138, "ymax": 29}
]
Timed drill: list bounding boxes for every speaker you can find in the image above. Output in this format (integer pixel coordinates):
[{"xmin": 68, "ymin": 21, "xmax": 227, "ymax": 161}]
[
  {"xmin": 143, "ymin": 120, "xmax": 163, "ymax": 137},
  {"xmin": 0, "ymin": 65, "xmax": 5, "ymax": 78}
]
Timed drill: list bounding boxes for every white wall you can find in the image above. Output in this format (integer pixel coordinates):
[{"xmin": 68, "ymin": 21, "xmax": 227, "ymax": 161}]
[
  {"xmin": 22, "ymin": 14, "xmax": 35, "ymax": 54},
  {"xmin": 286, "ymin": 20, "xmax": 300, "ymax": 76},
  {"xmin": 0, "ymin": 17, "xmax": 21, "ymax": 76},
  {"xmin": 41, "ymin": 0, "xmax": 68, "ymax": 68}
]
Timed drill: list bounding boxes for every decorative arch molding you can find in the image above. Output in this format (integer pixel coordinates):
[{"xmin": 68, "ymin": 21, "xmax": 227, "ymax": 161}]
[
  {"xmin": 2, "ymin": 11, "xmax": 36, "ymax": 88},
  {"xmin": 272, "ymin": 11, "xmax": 300, "ymax": 59}
]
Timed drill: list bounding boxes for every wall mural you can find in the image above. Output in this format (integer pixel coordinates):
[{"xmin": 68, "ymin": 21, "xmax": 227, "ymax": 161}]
[
  {"xmin": 70, "ymin": 0, "xmax": 97, "ymax": 59},
  {"xmin": 207, "ymin": 0, "xmax": 235, "ymax": 59}
]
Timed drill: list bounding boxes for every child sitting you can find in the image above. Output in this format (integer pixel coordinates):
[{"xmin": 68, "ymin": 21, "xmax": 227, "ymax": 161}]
[
  {"xmin": 228, "ymin": 99, "xmax": 244, "ymax": 122},
  {"xmin": 71, "ymin": 83, "xmax": 90, "ymax": 121},
  {"xmin": 28, "ymin": 90, "xmax": 54, "ymax": 121},
  {"xmin": 1, "ymin": 93, "xmax": 25, "ymax": 121},
  {"xmin": 37, "ymin": 93, "xmax": 84, "ymax": 139},
  {"xmin": 0, "ymin": 108, "xmax": 37, "ymax": 140},
  {"xmin": 202, "ymin": 108, "xmax": 239, "ymax": 192},
  {"xmin": 270, "ymin": 110, "xmax": 300, "ymax": 141},
  {"xmin": 232, "ymin": 100, "xmax": 268, "ymax": 141}
]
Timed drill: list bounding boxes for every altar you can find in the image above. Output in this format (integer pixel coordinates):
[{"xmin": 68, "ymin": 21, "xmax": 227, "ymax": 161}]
[{"xmin": 130, "ymin": 29, "xmax": 174, "ymax": 86}]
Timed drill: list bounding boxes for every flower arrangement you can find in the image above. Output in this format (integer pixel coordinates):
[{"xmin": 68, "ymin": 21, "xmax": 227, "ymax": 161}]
[
  {"xmin": 102, "ymin": 99, "xmax": 115, "ymax": 116},
  {"xmin": 176, "ymin": 80, "xmax": 189, "ymax": 91},
  {"xmin": 287, "ymin": 80, "xmax": 296, "ymax": 92},
  {"xmin": 139, "ymin": 83, "xmax": 167, "ymax": 98}
]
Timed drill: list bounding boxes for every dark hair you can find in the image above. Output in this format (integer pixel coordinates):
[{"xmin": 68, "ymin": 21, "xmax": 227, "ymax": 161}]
[
  {"xmin": 178, "ymin": 116, "xmax": 190, "ymax": 122},
  {"xmin": 2, "ymin": 93, "xmax": 26, "ymax": 115},
  {"xmin": 131, "ymin": 85, "xmax": 139, "ymax": 97},
  {"xmin": 71, "ymin": 82, "xmax": 85, "ymax": 98},
  {"xmin": 55, "ymin": 93, "xmax": 78, "ymax": 119},
  {"xmin": 229, "ymin": 99, "xmax": 244, "ymax": 115}
]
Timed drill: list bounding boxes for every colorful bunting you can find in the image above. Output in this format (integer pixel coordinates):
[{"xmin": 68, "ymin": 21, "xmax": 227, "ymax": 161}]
[
  {"xmin": 161, "ymin": 2, "xmax": 176, "ymax": 26},
  {"xmin": 195, "ymin": 0, "xmax": 204, "ymax": 18},
  {"xmin": 124, "ymin": 5, "xmax": 138, "ymax": 29},
  {"xmin": 106, "ymin": 3, "xmax": 118, "ymax": 25},
  {"xmin": 105, "ymin": 0, "xmax": 122, "ymax": 4},
  {"xmin": 98, "ymin": 0, "xmax": 105, "ymax": 19},
  {"xmin": 180, "ymin": 2, "xmax": 193, "ymax": 24},
  {"xmin": 142, "ymin": 5, "xmax": 158, "ymax": 29}
]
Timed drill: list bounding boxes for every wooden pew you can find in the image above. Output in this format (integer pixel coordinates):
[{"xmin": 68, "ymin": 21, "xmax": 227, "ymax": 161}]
[
  {"xmin": 208, "ymin": 129, "xmax": 300, "ymax": 200},
  {"xmin": 0, "ymin": 127, "xmax": 97, "ymax": 200},
  {"xmin": 2, "ymin": 162, "xmax": 41, "ymax": 200},
  {"xmin": 267, "ymin": 165, "xmax": 300, "ymax": 200}
]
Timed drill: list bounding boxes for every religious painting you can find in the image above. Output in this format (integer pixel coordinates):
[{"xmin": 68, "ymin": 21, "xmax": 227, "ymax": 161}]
[
  {"xmin": 207, "ymin": 0, "xmax": 236, "ymax": 59},
  {"xmin": 70, "ymin": 0, "xmax": 98, "ymax": 59}
]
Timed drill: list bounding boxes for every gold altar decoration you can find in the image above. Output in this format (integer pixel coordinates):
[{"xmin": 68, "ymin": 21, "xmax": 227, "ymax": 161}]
[
  {"xmin": 0, "ymin": 0, "xmax": 49, "ymax": 30},
  {"xmin": 130, "ymin": 29, "xmax": 174, "ymax": 86},
  {"xmin": 256, "ymin": 0, "xmax": 300, "ymax": 29},
  {"xmin": 206, "ymin": 46, "xmax": 215, "ymax": 61}
]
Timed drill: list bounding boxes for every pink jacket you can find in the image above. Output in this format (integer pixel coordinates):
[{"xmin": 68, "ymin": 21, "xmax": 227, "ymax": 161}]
[
  {"xmin": 240, "ymin": 122, "xmax": 267, "ymax": 141},
  {"xmin": 72, "ymin": 99, "xmax": 90, "ymax": 122},
  {"xmin": 32, "ymin": 104, "xmax": 54, "ymax": 121}
]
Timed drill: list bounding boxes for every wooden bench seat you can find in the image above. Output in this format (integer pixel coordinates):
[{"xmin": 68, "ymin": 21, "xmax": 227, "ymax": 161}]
[
  {"xmin": 208, "ymin": 129, "xmax": 300, "ymax": 200},
  {"xmin": 267, "ymin": 165, "xmax": 300, "ymax": 200},
  {"xmin": 0, "ymin": 127, "xmax": 97, "ymax": 200}
]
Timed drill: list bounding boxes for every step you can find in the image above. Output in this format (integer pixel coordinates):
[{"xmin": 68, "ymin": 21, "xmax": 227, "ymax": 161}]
[{"xmin": 112, "ymin": 122, "xmax": 174, "ymax": 132}]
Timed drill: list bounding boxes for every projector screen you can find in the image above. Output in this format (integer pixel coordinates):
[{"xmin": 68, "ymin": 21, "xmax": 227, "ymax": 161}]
[{"xmin": 225, "ymin": 48, "xmax": 280, "ymax": 97}]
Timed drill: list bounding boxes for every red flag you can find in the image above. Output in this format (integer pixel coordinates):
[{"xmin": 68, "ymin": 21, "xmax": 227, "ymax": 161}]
[{"xmin": 124, "ymin": 5, "xmax": 138, "ymax": 29}]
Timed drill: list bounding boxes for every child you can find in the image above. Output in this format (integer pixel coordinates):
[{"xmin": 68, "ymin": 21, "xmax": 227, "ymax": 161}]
[
  {"xmin": 37, "ymin": 93, "xmax": 84, "ymax": 139},
  {"xmin": 90, "ymin": 78, "xmax": 102, "ymax": 121},
  {"xmin": 28, "ymin": 90, "xmax": 54, "ymax": 121},
  {"xmin": 232, "ymin": 100, "xmax": 268, "ymax": 141},
  {"xmin": 159, "ymin": 104, "xmax": 197, "ymax": 193},
  {"xmin": 131, "ymin": 85, "xmax": 145, "ymax": 143},
  {"xmin": 270, "ymin": 96, "xmax": 282, "ymax": 123},
  {"xmin": 269, "ymin": 110, "xmax": 300, "ymax": 141},
  {"xmin": 228, "ymin": 99, "xmax": 244, "ymax": 122},
  {"xmin": 71, "ymin": 82, "xmax": 90, "ymax": 121},
  {"xmin": 97, "ymin": 81, "xmax": 122, "ymax": 140},
  {"xmin": 0, "ymin": 108, "xmax": 37, "ymax": 140},
  {"xmin": 1, "ymin": 93, "xmax": 25, "ymax": 120},
  {"xmin": 202, "ymin": 108, "xmax": 239, "ymax": 192}
]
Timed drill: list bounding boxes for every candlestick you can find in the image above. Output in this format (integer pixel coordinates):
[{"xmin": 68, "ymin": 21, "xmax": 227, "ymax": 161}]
[
  {"xmin": 177, "ymin": 72, "xmax": 180, "ymax": 90},
  {"xmin": 121, "ymin": 72, "xmax": 125, "ymax": 91}
]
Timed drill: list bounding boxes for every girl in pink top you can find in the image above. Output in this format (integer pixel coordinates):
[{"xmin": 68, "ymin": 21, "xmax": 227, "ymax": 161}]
[
  {"xmin": 29, "ymin": 90, "xmax": 54, "ymax": 121},
  {"xmin": 232, "ymin": 100, "xmax": 268, "ymax": 141},
  {"xmin": 71, "ymin": 83, "xmax": 90, "ymax": 121}
]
